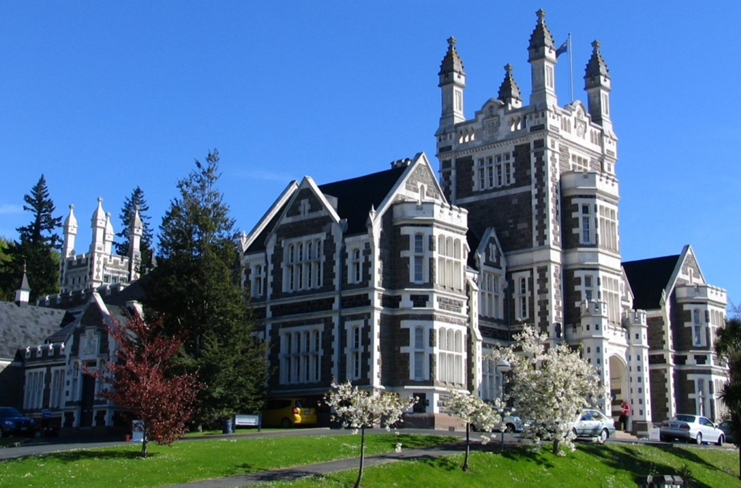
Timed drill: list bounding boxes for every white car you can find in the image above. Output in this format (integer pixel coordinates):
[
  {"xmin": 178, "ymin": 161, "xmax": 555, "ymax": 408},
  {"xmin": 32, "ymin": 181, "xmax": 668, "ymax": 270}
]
[
  {"xmin": 572, "ymin": 408, "xmax": 616, "ymax": 443},
  {"xmin": 660, "ymin": 414, "xmax": 725, "ymax": 445}
]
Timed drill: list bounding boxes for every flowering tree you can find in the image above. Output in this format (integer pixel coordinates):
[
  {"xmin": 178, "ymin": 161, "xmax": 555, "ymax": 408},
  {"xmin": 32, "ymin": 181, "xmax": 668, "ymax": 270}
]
[
  {"xmin": 87, "ymin": 313, "xmax": 202, "ymax": 458},
  {"xmin": 445, "ymin": 388, "xmax": 501, "ymax": 471},
  {"xmin": 493, "ymin": 326, "xmax": 606, "ymax": 455},
  {"xmin": 324, "ymin": 381, "xmax": 416, "ymax": 488}
]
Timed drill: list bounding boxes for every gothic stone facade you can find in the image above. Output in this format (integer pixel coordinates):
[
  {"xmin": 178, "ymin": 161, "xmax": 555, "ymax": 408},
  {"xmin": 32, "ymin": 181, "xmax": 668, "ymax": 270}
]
[{"xmin": 241, "ymin": 11, "xmax": 727, "ymax": 428}]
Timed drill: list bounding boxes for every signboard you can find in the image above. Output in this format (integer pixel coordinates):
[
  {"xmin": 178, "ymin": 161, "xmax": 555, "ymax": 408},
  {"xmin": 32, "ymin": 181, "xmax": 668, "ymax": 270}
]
[{"xmin": 131, "ymin": 420, "xmax": 145, "ymax": 442}]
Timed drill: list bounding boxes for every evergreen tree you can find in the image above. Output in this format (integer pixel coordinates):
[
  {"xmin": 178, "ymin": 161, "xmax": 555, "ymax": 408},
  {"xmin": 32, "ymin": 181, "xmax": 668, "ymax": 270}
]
[
  {"xmin": 144, "ymin": 150, "xmax": 268, "ymax": 427},
  {"xmin": 114, "ymin": 186, "xmax": 154, "ymax": 269},
  {"xmin": 0, "ymin": 175, "xmax": 61, "ymax": 301},
  {"xmin": 716, "ymin": 315, "xmax": 741, "ymax": 478},
  {"xmin": 0, "ymin": 238, "xmax": 12, "ymax": 301}
]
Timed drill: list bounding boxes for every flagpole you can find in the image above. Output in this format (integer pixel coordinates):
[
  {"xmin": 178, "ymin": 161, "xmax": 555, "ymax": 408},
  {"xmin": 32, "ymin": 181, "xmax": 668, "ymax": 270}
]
[{"xmin": 568, "ymin": 32, "xmax": 574, "ymax": 103}]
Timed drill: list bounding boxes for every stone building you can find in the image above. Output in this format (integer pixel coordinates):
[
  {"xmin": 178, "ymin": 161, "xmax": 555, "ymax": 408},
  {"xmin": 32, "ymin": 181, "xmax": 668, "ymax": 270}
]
[
  {"xmin": 57, "ymin": 198, "xmax": 143, "ymax": 293},
  {"xmin": 240, "ymin": 10, "xmax": 727, "ymax": 429}
]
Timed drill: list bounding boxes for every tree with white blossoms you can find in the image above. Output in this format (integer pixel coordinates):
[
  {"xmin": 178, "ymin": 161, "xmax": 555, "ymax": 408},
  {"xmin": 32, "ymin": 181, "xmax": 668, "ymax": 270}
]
[
  {"xmin": 493, "ymin": 326, "xmax": 607, "ymax": 455},
  {"xmin": 324, "ymin": 381, "xmax": 416, "ymax": 488},
  {"xmin": 445, "ymin": 388, "xmax": 502, "ymax": 471}
]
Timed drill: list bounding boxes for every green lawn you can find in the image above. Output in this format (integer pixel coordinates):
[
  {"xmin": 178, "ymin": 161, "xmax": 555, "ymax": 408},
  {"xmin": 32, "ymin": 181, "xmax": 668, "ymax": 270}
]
[
  {"xmin": 260, "ymin": 443, "xmax": 741, "ymax": 488},
  {"xmin": 0, "ymin": 434, "xmax": 739, "ymax": 488},
  {"xmin": 0, "ymin": 433, "xmax": 450, "ymax": 487}
]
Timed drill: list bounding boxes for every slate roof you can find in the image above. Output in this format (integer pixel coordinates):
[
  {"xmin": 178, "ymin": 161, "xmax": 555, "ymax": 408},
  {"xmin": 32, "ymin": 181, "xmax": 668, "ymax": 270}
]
[
  {"xmin": 318, "ymin": 165, "xmax": 407, "ymax": 235},
  {"xmin": 623, "ymin": 255, "xmax": 680, "ymax": 311},
  {"xmin": 246, "ymin": 165, "xmax": 408, "ymax": 253},
  {"xmin": 0, "ymin": 302, "xmax": 73, "ymax": 360}
]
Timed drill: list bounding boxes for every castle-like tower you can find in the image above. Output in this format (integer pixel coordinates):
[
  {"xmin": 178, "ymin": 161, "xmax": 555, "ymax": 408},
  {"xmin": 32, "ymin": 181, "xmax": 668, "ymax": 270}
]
[
  {"xmin": 58, "ymin": 198, "xmax": 143, "ymax": 293},
  {"xmin": 436, "ymin": 10, "xmax": 651, "ymax": 424}
]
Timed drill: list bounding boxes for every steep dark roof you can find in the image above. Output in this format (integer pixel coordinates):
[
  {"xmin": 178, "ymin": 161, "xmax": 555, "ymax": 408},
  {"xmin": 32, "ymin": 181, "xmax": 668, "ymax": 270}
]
[
  {"xmin": 319, "ymin": 165, "xmax": 407, "ymax": 235},
  {"xmin": 623, "ymin": 255, "xmax": 680, "ymax": 311},
  {"xmin": 0, "ymin": 302, "xmax": 72, "ymax": 360}
]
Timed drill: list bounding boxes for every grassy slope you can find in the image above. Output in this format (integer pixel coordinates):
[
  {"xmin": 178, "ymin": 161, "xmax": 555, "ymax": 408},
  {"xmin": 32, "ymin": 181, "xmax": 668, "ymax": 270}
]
[
  {"xmin": 266, "ymin": 443, "xmax": 741, "ymax": 488},
  {"xmin": 0, "ymin": 433, "xmax": 448, "ymax": 488},
  {"xmin": 0, "ymin": 434, "xmax": 739, "ymax": 488}
]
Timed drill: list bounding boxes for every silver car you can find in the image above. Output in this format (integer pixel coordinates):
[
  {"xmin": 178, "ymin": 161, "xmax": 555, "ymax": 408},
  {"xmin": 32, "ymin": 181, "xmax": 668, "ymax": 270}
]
[
  {"xmin": 572, "ymin": 408, "xmax": 616, "ymax": 443},
  {"xmin": 660, "ymin": 414, "xmax": 725, "ymax": 445}
]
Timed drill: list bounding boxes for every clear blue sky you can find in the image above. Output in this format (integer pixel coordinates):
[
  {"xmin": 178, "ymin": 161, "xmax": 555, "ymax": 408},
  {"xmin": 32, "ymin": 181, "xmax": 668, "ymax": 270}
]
[{"xmin": 1, "ymin": 2, "xmax": 739, "ymax": 307}]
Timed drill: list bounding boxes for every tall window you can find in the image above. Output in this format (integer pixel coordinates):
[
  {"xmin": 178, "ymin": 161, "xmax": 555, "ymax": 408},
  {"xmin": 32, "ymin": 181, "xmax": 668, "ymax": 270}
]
[
  {"xmin": 438, "ymin": 327, "xmax": 464, "ymax": 384},
  {"xmin": 583, "ymin": 274, "xmax": 594, "ymax": 301},
  {"xmin": 414, "ymin": 327, "xmax": 425, "ymax": 380},
  {"xmin": 24, "ymin": 369, "xmax": 45, "ymax": 410},
  {"xmin": 284, "ymin": 237, "xmax": 323, "ymax": 292},
  {"xmin": 581, "ymin": 204, "xmax": 592, "ymax": 244},
  {"xmin": 413, "ymin": 234, "xmax": 425, "ymax": 283},
  {"xmin": 349, "ymin": 248, "xmax": 362, "ymax": 284},
  {"xmin": 50, "ymin": 368, "xmax": 65, "ymax": 408},
  {"xmin": 348, "ymin": 325, "xmax": 362, "ymax": 380},
  {"xmin": 437, "ymin": 235, "xmax": 462, "ymax": 290},
  {"xmin": 599, "ymin": 206, "xmax": 618, "ymax": 251},
  {"xmin": 480, "ymin": 271, "xmax": 502, "ymax": 319},
  {"xmin": 280, "ymin": 327, "xmax": 321, "ymax": 384},
  {"xmin": 514, "ymin": 275, "xmax": 529, "ymax": 320},
  {"xmin": 604, "ymin": 276, "xmax": 621, "ymax": 324},
  {"xmin": 250, "ymin": 264, "xmax": 264, "ymax": 297}
]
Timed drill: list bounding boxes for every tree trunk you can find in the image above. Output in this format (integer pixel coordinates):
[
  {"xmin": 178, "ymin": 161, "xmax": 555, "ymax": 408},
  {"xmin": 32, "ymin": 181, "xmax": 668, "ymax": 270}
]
[
  {"xmin": 462, "ymin": 422, "xmax": 470, "ymax": 471},
  {"xmin": 354, "ymin": 426, "xmax": 366, "ymax": 488},
  {"xmin": 141, "ymin": 434, "xmax": 148, "ymax": 458},
  {"xmin": 552, "ymin": 437, "xmax": 560, "ymax": 455}
]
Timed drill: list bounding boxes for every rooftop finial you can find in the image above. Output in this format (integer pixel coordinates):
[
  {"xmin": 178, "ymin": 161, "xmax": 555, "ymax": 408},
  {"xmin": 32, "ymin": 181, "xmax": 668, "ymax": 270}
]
[
  {"xmin": 592, "ymin": 40, "xmax": 601, "ymax": 50},
  {"xmin": 448, "ymin": 36, "xmax": 457, "ymax": 47},
  {"xmin": 537, "ymin": 8, "xmax": 546, "ymax": 21}
]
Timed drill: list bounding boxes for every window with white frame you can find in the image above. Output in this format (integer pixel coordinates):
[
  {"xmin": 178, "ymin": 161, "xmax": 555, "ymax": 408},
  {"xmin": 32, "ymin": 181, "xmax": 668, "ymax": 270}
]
[
  {"xmin": 438, "ymin": 327, "xmax": 464, "ymax": 384},
  {"xmin": 481, "ymin": 358, "xmax": 495, "ymax": 400},
  {"xmin": 349, "ymin": 248, "xmax": 362, "ymax": 284},
  {"xmin": 570, "ymin": 154, "xmax": 589, "ymax": 172},
  {"xmin": 604, "ymin": 275, "xmax": 621, "ymax": 324},
  {"xmin": 514, "ymin": 274, "xmax": 530, "ymax": 320},
  {"xmin": 413, "ymin": 234, "xmax": 425, "ymax": 283},
  {"xmin": 347, "ymin": 325, "xmax": 362, "ymax": 380},
  {"xmin": 480, "ymin": 271, "xmax": 502, "ymax": 319},
  {"xmin": 280, "ymin": 327, "xmax": 322, "ymax": 384},
  {"xmin": 413, "ymin": 327, "xmax": 426, "ymax": 380},
  {"xmin": 599, "ymin": 205, "xmax": 618, "ymax": 251},
  {"xmin": 24, "ymin": 369, "xmax": 45, "ymax": 410},
  {"xmin": 284, "ymin": 237, "xmax": 323, "ymax": 292},
  {"xmin": 476, "ymin": 153, "xmax": 514, "ymax": 190},
  {"xmin": 50, "ymin": 367, "xmax": 65, "ymax": 408},
  {"xmin": 250, "ymin": 264, "xmax": 264, "ymax": 297},
  {"xmin": 692, "ymin": 308, "xmax": 704, "ymax": 347},
  {"xmin": 580, "ymin": 204, "xmax": 593, "ymax": 244},
  {"xmin": 437, "ymin": 235, "xmax": 462, "ymax": 290},
  {"xmin": 583, "ymin": 274, "xmax": 595, "ymax": 301}
]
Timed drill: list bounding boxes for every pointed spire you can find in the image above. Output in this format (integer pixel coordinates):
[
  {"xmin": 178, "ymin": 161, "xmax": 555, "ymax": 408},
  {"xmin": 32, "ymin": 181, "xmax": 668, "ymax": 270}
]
[
  {"xmin": 439, "ymin": 36, "xmax": 465, "ymax": 79},
  {"xmin": 498, "ymin": 64, "xmax": 522, "ymax": 104},
  {"xmin": 15, "ymin": 263, "xmax": 31, "ymax": 306},
  {"xmin": 528, "ymin": 9, "xmax": 555, "ymax": 58},
  {"xmin": 584, "ymin": 40, "xmax": 610, "ymax": 87},
  {"xmin": 64, "ymin": 204, "xmax": 78, "ymax": 233},
  {"xmin": 92, "ymin": 197, "xmax": 106, "ymax": 227}
]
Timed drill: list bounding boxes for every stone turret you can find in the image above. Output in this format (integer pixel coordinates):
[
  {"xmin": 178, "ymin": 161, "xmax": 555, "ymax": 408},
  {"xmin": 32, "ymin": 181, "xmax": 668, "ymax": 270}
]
[
  {"xmin": 497, "ymin": 64, "xmax": 522, "ymax": 109},
  {"xmin": 527, "ymin": 9, "xmax": 558, "ymax": 109},
  {"xmin": 584, "ymin": 40, "xmax": 612, "ymax": 133},
  {"xmin": 438, "ymin": 36, "xmax": 467, "ymax": 129},
  {"xmin": 128, "ymin": 205, "xmax": 143, "ymax": 280}
]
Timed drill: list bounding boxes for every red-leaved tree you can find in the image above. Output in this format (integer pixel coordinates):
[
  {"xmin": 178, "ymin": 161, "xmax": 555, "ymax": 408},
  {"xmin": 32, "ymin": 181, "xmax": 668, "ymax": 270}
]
[{"xmin": 88, "ymin": 313, "xmax": 202, "ymax": 457}]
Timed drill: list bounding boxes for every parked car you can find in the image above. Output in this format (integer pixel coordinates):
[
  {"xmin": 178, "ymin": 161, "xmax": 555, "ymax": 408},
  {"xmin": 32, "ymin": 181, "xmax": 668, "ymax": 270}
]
[
  {"xmin": 572, "ymin": 408, "xmax": 616, "ymax": 443},
  {"xmin": 261, "ymin": 398, "xmax": 317, "ymax": 428},
  {"xmin": 0, "ymin": 407, "xmax": 37, "ymax": 437},
  {"xmin": 717, "ymin": 420, "xmax": 735, "ymax": 444},
  {"xmin": 660, "ymin": 414, "xmax": 724, "ymax": 445},
  {"xmin": 494, "ymin": 415, "xmax": 525, "ymax": 433}
]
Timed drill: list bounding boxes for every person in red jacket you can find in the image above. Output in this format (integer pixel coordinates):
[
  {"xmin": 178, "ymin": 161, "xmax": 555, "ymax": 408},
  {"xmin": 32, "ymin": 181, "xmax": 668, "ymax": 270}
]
[{"xmin": 619, "ymin": 400, "xmax": 631, "ymax": 432}]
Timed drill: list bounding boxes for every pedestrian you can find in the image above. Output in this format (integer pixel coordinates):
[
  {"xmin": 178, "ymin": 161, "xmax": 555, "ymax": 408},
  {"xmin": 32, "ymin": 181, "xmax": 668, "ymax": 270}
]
[{"xmin": 619, "ymin": 400, "xmax": 630, "ymax": 433}]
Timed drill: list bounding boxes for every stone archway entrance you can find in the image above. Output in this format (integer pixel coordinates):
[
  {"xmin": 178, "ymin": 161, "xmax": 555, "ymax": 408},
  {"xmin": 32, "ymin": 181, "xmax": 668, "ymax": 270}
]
[{"xmin": 608, "ymin": 355, "xmax": 628, "ymax": 424}]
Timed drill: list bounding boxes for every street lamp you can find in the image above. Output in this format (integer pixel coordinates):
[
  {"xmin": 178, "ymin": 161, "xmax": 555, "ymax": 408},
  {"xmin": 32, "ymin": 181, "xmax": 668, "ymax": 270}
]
[{"xmin": 495, "ymin": 359, "xmax": 511, "ymax": 449}]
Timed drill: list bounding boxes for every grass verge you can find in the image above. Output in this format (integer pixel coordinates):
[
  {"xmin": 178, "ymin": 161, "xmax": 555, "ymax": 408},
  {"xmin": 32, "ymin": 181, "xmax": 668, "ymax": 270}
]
[
  {"xmin": 0, "ymin": 433, "xmax": 451, "ymax": 487},
  {"xmin": 257, "ymin": 443, "xmax": 741, "ymax": 488}
]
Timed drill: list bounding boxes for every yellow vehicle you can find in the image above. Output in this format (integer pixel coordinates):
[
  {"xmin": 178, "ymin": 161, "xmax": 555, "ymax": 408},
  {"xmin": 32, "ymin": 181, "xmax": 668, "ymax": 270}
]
[{"xmin": 262, "ymin": 398, "xmax": 317, "ymax": 428}]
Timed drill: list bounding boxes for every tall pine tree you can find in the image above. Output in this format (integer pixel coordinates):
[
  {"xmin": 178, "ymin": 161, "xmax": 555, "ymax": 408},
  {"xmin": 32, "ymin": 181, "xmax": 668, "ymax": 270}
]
[
  {"xmin": 114, "ymin": 186, "xmax": 154, "ymax": 270},
  {"xmin": 144, "ymin": 150, "xmax": 268, "ymax": 427},
  {"xmin": 0, "ymin": 175, "xmax": 61, "ymax": 301}
]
